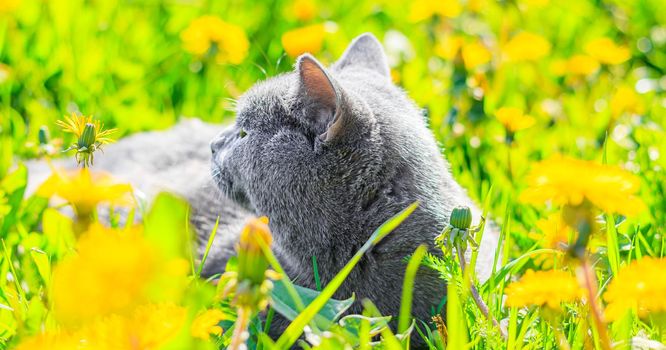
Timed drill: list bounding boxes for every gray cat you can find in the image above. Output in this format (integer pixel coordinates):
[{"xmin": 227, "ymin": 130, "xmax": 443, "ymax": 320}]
[{"xmin": 207, "ymin": 33, "xmax": 498, "ymax": 333}]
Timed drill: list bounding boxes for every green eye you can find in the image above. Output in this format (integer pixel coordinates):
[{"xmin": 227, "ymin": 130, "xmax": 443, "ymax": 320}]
[{"xmin": 239, "ymin": 129, "xmax": 247, "ymax": 138}]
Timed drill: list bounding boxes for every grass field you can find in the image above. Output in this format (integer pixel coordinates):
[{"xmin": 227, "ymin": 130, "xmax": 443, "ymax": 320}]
[{"xmin": 1, "ymin": 0, "xmax": 666, "ymax": 349}]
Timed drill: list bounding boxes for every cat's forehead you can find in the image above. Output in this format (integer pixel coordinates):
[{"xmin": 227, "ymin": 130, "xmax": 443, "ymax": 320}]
[{"xmin": 235, "ymin": 74, "xmax": 296, "ymax": 129}]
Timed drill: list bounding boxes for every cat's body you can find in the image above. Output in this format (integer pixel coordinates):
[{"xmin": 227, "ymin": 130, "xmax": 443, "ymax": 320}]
[
  {"xmin": 26, "ymin": 33, "xmax": 498, "ymax": 343},
  {"xmin": 208, "ymin": 33, "xmax": 498, "ymax": 329}
]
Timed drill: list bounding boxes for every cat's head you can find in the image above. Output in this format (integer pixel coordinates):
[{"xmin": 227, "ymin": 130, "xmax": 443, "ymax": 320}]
[{"xmin": 210, "ymin": 33, "xmax": 410, "ymax": 221}]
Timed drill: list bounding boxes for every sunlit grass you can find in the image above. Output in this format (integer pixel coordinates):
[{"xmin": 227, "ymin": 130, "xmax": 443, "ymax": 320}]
[{"xmin": 0, "ymin": 0, "xmax": 665, "ymax": 349}]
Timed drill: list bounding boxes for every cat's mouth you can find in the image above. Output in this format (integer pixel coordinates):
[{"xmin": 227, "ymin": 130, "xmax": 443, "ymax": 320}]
[{"xmin": 211, "ymin": 163, "xmax": 254, "ymax": 212}]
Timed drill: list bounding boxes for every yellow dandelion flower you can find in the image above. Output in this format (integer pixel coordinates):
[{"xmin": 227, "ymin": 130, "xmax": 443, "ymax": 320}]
[
  {"xmin": 51, "ymin": 225, "xmax": 188, "ymax": 326},
  {"xmin": 434, "ymin": 35, "xmax": 463, "ymax": 61},
  {"xmin": 495, "ymin": 107, "xmax": 536, "ymax": 133},
  {"xmin": 0, "ymin": 63, "xmax": 11, "ymax": 84},
  {"xmin": 503, "ymin": 32, "xmax": 551, "ymax": 62},
  {"xmin": 191, "ymin": 309, "xmax": 230, "ymax": 340},
  {"xmin": 281, "ymin": 24, "xmax": 326, "ymax": 57},
  {"xmin": 390, "ymin": 69, "xmax": 401, "ymax": 84},
  {"xmin": 37, "ymin": 168, "xmax": 133, "ymax": 216},
  {"xmin": 408, "ymin": 0, "xmax": 462, "ymax": 22},
  {"xmin": 551, "ymin": 55, "xmax": 600, "ymax": 76},
  {"xmin": 604, "ymin": 257, "xmax": 666, "ymax": 321},
  {"xmin": 14, "ymin": 333, "xmax": 80, "ymax": 350},
  {"xmin": 180, "ymin": 15, "xmax": 249, "ymax": 65},
  {"xmin": 531, "ymin": 213, "xmax": 573, "ymax": 249},
  {"xmin": 57, "ymin": 113, "xmax": 117, "ymax": 167},
  {"xmin": 519, "ymin": 155, "xmax": 646, "ymax": 217},
  {"xmin": 16, "ymin": 303, "xmax": 187, "ymax": 350},
  {"xmin": 292, "ymin": 0, "xmax": 317, "ymax": 22},
  {"xmin": 505, "ymin": 270, "xmax": 583, "ymax": 308},
  {"xmin": 461, "ymin": 41, "xmax": 492, "ymax": 70},
  {"xmin": 584, "ymin": 38, "xmax": 631, "ymax": 65},
  {"xmin": 610, "ymin": 85, "xmax": 643, "ymax": 118},
  {"xmin": 57, "ymin": 113, "xmax": 116, "ymax": 144},
  {"xmin": 0, "ymin": 0, "xmax": 20, "ymax": 14}
]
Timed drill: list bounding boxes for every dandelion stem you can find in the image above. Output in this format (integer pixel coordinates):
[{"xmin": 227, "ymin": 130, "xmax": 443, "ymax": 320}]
[
  {"xmin": 455, "ymin": 242, "xmax": 507, "ymax": 340},
  {"xmin": 578, "ymin": 258, "xmax": 611, "ymax": 350},
  {"xmin": 229, "ymin": 306, "xmax": 252, "ymax": 350}
]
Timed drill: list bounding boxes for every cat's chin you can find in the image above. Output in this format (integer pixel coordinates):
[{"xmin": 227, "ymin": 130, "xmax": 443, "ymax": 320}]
[{"xmin": 211, "ymin": 166, "xmax": 255, "ymax": 213}]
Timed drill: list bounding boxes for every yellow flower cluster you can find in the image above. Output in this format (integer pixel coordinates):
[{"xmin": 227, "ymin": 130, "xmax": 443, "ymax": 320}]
[
  {"xmin": 52, "ymin": 225, "xmax": 189, "ymax": 326},
  {"xmin": 281, "ymin": 24, "xmax": 326, "ymax": 57},
  {"xmin": 505, "ymin": 270, "xmax": 583, "ymax": 309},
  {"xmin": 17, "ymin": 303, "xmax": 186, "ymax": 350},
  {"xmin": 520, "ymin": 155, "xmax": 646, "ymax": 216},
  {"xmin": 547, "ymin": 37, "xmax": 629, "ymax": 77},
  {"xmin": 604, "ymin": 257, "xmax": 666, "ymax": 320},
  {"xmin": 15, "ymin": 222, "xmax": 232, "ymax": 349},
  {"xmin": 181, "ymin": 15, "xmax": 249, "ymax": 64}
]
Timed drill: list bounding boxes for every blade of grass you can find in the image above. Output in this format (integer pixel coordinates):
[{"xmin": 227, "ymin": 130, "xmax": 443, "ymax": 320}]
[
  {"xmin": 2, "ymin": 239, "xmax": 26, "ymax": 310},
  {"xmin": 507, "ymin": 307, "xmax": 518, "ymax": 350},
  {"xmin": 196, "ymin": 216, "xmax": 220, "ymax": 278},
  {"xmin": 446, "ymin": 275, "xmax": 468, "ymax": 350},
  {"xmin": 275, "ymin": 202, "xmax": 419, "ymax": 349},
  {"xmin": 312, "ymin": 255, "xmax": 321, "ymax": 291},
  {"xmin": 605, "ymin": 213, "xmax": 620, "ymax": 275},
  {"xmin": 398, "ymin": 244, "xmax": 428, "ymax": 334},
  {"xmin": 469, "ymin": 183, "xmax": 493, "ymax": 277}
]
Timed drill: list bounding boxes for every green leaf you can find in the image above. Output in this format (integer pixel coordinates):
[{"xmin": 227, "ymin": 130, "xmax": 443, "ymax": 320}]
[
  {"xmin": 269, "ymin": 279, "xmax": 354, "ymax": 330},
  {"xmin": 29, "ymin": 248, "xmax": 51, "ymax": 288},
  {"xmin": 338, "ymin": 314, "xmax": 391, "ymax": 338},
  {"xmin": 144, "ymin": 192, "xmax": 189, "ymax": 259},
  {"xmin": 42, "ymin": 208, "xmax": 75, "ymax": 259},
  {"xmin": 0, "ymin": 164, "xmax": 27, "ymax": 235}
]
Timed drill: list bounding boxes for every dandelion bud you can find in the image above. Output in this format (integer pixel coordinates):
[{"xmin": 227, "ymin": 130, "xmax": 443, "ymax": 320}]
[
  {"xmin": 237, "ymin": 217, "xmax": 272, "ymax": 286},
  {"xmin": 38, "ymin": 126, "xmax": 50, "ymax": 145},
  {"xmin": 78, "ymin": 123, "xmax": 96, "ymax": 149},
  {"xmin": 450, "ymin": 206, "xmax": 472, "ymax": 230}
]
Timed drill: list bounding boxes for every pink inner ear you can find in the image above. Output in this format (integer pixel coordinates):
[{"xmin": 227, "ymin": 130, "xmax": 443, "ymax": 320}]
[{"xmin": 300, "ymin": 58, "xmax": 337, "ymax": 110}]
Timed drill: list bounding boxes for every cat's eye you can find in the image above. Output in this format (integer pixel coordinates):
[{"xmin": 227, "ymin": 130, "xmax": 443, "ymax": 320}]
[{"xmin": 239, "ymin": 129, "xmax": 247, "ymax": 138}]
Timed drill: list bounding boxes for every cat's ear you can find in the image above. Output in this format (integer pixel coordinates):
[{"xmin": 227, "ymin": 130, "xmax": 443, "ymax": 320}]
[
  {"xmin": 333, "ymin": 33, "xmax": 390, "ymax": 79},
  {"xmin": 296, "ymin": 54, "xmax": 347, "ymax": 142}
]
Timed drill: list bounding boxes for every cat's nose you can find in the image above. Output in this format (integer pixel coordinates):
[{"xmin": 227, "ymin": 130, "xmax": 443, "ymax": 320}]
[{"xmin": 210, "ymin": 137, "xmax": 224, "ymax": 155}]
